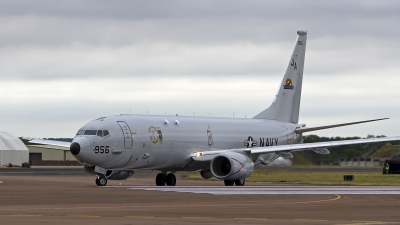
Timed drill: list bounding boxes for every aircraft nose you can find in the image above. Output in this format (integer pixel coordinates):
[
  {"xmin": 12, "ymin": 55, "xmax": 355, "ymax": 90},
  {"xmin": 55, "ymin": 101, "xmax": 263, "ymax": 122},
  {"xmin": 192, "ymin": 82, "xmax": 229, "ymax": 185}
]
[
  {"xmin": 70, "ymin": 142, "xmax": 80, "ymax": 155},
  {"xmin": 70, "ymin": 137, "xmax": 91, "ymax": 163}
]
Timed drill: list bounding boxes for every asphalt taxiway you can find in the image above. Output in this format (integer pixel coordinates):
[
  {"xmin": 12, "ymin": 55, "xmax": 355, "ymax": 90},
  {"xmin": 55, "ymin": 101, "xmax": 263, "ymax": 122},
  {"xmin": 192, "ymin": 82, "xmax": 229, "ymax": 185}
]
[
  {"xmin": 110, "ymin": 185, "xmax": 400, "ymax": 195},
  {"xmin": 1, "ymin": 168, "xmax": 400, "ymax": 225}
]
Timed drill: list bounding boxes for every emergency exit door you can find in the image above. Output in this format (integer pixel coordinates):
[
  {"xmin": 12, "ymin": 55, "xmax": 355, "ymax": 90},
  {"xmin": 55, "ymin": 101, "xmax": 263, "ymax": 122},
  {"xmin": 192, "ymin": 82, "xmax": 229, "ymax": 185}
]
[{"xmin": 117, "ymin": 121, "xmax": 133, "ymax": 149}]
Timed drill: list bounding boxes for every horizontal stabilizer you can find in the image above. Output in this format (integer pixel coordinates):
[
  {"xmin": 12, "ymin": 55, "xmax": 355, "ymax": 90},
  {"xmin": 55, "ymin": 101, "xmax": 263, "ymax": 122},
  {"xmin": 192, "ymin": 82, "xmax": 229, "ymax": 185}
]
[{"xmin": 295, "ymin": 118, "xmax": 388, "ymax": 133}]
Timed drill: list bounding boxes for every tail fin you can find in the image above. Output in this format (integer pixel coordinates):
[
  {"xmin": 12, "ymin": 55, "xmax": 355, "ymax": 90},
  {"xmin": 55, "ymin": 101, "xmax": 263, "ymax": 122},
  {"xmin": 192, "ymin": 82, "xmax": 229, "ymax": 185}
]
[{"xmin": 253, "ymin": 30, "xmax": 307, "ymax": 124}]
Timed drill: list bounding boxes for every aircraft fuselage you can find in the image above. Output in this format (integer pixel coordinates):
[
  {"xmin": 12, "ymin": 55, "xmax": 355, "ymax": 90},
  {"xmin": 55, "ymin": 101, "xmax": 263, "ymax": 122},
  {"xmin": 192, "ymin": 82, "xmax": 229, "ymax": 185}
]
[{"xmin": 73, "ymin": 114, "xmax": 301, "ymax": 172}]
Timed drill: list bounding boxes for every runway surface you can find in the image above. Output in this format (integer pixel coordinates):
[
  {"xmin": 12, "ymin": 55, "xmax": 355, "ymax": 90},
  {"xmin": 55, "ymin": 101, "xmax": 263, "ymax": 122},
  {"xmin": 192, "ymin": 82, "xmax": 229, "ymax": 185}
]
[
  {"xmin": 107, "ymin": 185, "xmax": 400, "ymax": 195},
  {"xmin": 0, "ymin": 166, "xmax": 382, "ymax": 175},
  {"xmin": 2, "ymin": 169, "xmax": 400, "ymax": 224}
]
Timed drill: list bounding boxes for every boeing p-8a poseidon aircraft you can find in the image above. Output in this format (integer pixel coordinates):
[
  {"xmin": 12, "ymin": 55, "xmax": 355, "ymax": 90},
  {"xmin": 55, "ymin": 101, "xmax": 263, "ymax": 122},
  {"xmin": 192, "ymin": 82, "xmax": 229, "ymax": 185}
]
[{"xmin": 30, "ymin": 30, "xmax": 400, "ymax": 187}]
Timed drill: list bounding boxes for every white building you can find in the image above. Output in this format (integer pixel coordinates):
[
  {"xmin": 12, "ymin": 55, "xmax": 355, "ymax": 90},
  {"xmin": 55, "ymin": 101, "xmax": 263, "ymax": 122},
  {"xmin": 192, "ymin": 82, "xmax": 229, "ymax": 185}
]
[{"xmin": 0, "ymin": 131, "xmax": 29, "ymax": 166}]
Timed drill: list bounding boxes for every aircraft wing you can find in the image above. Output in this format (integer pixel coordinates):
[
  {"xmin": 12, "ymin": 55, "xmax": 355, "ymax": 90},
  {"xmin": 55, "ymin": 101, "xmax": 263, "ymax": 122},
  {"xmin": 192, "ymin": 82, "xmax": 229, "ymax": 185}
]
[
  {"xmin": 295, "ymin": 118, "xmax": 388, "ymax": 133},
  {"xmin": 191, "ymin": 136, "xmax": 400, "ymax": 161},
  {"xmin": 29, "ymin": 139, "xmax": 71, "ymax": 148}
]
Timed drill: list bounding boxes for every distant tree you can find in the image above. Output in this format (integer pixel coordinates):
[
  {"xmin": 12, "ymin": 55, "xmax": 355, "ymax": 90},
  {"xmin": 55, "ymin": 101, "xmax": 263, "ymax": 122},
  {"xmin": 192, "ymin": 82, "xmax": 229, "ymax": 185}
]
[{"xmin": 300, "ymin": 134, "xmax": 395, "ymax": 164}]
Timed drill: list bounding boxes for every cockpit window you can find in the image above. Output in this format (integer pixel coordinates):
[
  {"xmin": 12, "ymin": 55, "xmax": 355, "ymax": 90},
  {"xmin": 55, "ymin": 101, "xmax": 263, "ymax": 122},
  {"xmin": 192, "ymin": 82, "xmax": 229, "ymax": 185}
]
[
  {"xmin": 76, "ymin": 130, "xmax": 85, "ymax": 135},
  {"xmin": 103, "ymin": 130, "xmax": 110, "ymax": 136},
  {"xmin": 84, "ymin": 130, "xmax": 97, "ymax": 135},
  {"xmin": 97, "ymin": 130, "xmax": 103, "ymax": 137}
]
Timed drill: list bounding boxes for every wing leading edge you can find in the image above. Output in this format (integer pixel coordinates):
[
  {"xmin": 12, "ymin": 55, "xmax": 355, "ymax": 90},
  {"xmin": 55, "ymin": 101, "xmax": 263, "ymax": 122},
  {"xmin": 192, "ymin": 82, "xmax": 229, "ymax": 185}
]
[
  {"xmin": 29, "ymin": 139, "xmax": 71, "ymax": 148},
  {"xmin": 191, "ymin": 136, "xmax": 400, "ymax": 161}
]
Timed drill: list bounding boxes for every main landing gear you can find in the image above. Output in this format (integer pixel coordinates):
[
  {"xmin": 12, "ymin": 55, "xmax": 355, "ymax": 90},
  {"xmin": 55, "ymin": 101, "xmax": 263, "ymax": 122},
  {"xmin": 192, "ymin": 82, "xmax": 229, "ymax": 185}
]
[
  {"xmin": 224, "ymin": 179, "xmax": 245, "ymax": 186},
  {"xmin": 95, "ymin": 175, "xmax": 107, "ymax": 186},
  {"xmin": 156, "ymin": 173, "xmax": 176, "ymax": 186}
]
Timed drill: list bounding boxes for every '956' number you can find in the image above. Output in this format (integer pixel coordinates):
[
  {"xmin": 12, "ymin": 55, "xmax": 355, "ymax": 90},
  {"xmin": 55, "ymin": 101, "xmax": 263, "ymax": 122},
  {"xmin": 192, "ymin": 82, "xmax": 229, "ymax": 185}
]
[{"xmin": 93, "ymin": 146, "xmax": 109, "ymax": 154}]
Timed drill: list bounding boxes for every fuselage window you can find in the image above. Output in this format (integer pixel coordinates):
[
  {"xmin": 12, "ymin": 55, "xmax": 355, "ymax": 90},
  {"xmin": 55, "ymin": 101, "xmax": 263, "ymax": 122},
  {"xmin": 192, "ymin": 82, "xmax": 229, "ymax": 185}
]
[
  {"xmin": 84, "ymin": 130, "xmax": 97, "ymax": 135},
  {"xmin": 76, "ymin": 130, "xmax": 85, "ymax": 135},
  {"xmin": 97, "ymin": 130, "xmax": 103, "ymax": 137},
  {"xmin": 103, "ymin": 130, "xmax": 110, "ymax": 136}
]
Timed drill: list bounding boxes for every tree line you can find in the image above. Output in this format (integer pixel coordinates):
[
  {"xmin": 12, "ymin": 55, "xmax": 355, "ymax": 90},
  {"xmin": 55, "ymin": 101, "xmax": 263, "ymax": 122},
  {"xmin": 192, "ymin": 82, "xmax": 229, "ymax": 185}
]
[{"xmin": 300, "ymin": 134, "xmax": 400, "ymax": 165}]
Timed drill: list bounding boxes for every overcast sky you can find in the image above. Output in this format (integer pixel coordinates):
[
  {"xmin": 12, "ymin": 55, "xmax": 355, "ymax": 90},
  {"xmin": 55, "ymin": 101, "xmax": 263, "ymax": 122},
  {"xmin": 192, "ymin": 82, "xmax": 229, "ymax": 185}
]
[{"xmin": 1, "ymin": 0, "xmax": 399, "ymax": 138}]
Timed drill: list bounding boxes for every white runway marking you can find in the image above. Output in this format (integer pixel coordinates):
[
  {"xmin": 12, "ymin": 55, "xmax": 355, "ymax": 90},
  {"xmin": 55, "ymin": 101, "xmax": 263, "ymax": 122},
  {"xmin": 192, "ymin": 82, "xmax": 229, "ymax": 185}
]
[{"xmin": 104, "ymin": 186, "xmax": 400, "ymax": 195}]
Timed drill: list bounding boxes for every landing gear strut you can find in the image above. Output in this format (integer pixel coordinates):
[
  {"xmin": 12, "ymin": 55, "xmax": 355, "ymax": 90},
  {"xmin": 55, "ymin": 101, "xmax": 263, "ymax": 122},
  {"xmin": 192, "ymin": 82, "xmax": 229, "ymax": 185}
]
[
  {"xmin": 96, "ymin": 175, "xmax": 107, "ymax": 186},
  {"xmin": 155, "ymin": 173, "xmax": 176, "ymax": 186},
  {"xmin": 224, "ymin": 179, "xmax": 245, "ymax": 186}
]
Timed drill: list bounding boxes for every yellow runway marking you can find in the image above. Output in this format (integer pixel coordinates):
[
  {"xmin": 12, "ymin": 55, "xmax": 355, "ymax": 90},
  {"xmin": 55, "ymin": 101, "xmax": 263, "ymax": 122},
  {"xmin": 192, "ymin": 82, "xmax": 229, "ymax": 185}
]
[
  {"xmin": 294, "ymin": 219, "xmax": 328, "ymax": 222},
  {"xmin": 67, "ymin": 215, "xmax": 100, "ymax": 218},
  {"xmin": 125, "ymin": 216, "xmax": 155, "ymax": 219},
  {"xmin": 182, "ymin": 217, "xmax": 212, "ymax": 219},
  {"xmin": 9, "ymin": 214, "xmax": 42, "ymax": 217},
  {"xmin": 234, "ymin": 218, "xmax": 268, "ymax": 221},
  {"xmin": 0, "ymin": 195, "xmax": 341, "ymax": 212},
  {"xmin": 284, "ymin": 194, "xmax": 341, "ymax": 204},
  {"xmin": 341, "ymin": 221, "xmax": 396, "ymax": 225}
]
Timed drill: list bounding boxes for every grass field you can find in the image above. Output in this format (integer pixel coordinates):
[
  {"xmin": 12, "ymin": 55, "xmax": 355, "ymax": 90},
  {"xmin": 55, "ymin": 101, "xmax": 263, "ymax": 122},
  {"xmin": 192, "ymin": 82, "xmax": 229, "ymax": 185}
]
[
  {"xmin": 183, "ymin": 168, "xmax": 400, "ymax": 185},
  {"xmin": 369, "ymin": 144, "xmax": 400, "ymax": 158}
]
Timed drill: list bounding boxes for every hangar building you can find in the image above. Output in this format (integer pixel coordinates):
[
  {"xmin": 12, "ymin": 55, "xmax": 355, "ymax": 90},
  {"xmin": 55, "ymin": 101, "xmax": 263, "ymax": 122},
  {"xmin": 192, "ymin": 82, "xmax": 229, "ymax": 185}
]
[
  {"xmin": 0, "ymin": 131, "xmax": 29, "ymax": 166},
  {"xmin": 27, "ymin": 145, "xmax": 80, "ymax": 166}
]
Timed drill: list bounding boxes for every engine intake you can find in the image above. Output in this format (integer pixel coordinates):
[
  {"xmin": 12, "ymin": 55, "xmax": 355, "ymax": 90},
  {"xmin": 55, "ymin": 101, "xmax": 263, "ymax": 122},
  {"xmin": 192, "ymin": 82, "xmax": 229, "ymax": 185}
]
[{"xmin": 210, "ymin": 152, "xmax": 254, "ymax": 180}]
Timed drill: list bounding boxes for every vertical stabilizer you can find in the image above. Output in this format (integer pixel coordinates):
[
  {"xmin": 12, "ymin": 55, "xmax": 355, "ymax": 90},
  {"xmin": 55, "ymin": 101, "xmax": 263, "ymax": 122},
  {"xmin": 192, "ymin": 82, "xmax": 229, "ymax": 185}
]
[{"xmin": 253, "ymin": 30, "xmax": 307, "ymax": 124}]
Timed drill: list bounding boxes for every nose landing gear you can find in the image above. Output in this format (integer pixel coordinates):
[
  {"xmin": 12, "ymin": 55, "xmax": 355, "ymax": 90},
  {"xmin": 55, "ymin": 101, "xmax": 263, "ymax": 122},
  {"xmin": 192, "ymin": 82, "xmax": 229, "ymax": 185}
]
[
  {"xmin": 96, "ymin": 175, "xmax": 107, "ymax": 186},
  {"xmin": 155, "ymin": 173, "xmax": 176, "ymax": 186}
]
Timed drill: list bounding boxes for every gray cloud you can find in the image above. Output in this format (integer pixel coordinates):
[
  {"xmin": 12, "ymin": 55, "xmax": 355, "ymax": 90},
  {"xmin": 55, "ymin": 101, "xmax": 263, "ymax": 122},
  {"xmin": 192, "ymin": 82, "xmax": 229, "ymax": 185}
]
[{"xmin": 0, "ymin": 0, "xmax": 399, "ymax": 137}]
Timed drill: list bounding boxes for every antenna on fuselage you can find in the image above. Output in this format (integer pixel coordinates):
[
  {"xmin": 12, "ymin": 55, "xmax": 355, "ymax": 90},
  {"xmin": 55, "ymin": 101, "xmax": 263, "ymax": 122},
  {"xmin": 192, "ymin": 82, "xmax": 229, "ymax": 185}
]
[
  {"xmin": 233, "ymin": 112, "xmax": 235, "ymax": 118},
  {"xmin": 147, "ymin": 111, "xmax": 149, "ymax": 115}
]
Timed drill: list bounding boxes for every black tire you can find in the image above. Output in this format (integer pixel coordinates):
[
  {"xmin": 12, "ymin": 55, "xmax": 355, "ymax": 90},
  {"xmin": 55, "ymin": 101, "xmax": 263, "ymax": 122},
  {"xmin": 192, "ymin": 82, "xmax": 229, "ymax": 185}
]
[
  {"xmin": 156, "ymin": 173, "xmax": 165, "ymax": 186},
  {"xmin": 224, "ymin": 180, "xmax": 234, "ymax": 186},
  {"xmin": 234, "ymin": 179, "xmax": 245, "ymax": 186},
  {"xmin": 96, "ymin": 177, "xmax": 107, "ymax": 186},
  {"xmin": 166, "ymin": 173, "xmax": 176, "ymax": 186}
]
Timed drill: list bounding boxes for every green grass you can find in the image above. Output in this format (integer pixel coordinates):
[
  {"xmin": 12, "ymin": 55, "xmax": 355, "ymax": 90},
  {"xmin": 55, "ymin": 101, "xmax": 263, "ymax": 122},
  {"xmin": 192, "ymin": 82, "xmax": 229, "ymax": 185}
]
[
  {"xmin": 291, "ymin": 152, "xmax": 314, "ymax": 166},
  {"xmin": 183, "ymin": 169, "xmax": 400, "ymax": 185},
  {"xmin": 369, "ymin": 144, "xmax": 400, "ymax": 158}
]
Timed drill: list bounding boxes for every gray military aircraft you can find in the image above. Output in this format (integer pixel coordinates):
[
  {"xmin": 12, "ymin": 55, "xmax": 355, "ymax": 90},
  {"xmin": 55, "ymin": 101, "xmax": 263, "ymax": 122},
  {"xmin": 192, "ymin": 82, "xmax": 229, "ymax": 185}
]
[{"xmin": 30, "ymin": 30, "xmax": 400, "ymax": 186}]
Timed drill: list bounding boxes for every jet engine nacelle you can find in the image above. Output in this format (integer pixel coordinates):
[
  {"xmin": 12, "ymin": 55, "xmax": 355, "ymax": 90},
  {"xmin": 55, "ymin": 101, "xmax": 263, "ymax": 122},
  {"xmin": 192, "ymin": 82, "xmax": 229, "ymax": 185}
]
[
  {"xmin": 105, "ymin": 170, "xmax": 134, "ymax": 180},
  {"xmin": 210, "ymin": 152, "xmax": 254, "ymax": 180}
]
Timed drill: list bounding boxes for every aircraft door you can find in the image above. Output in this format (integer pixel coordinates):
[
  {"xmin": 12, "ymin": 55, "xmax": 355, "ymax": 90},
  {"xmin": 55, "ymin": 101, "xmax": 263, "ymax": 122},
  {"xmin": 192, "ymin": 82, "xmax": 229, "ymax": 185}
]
[{"xmin": 117, "ymin": 121, "xmax": 133, "ymax": 149}]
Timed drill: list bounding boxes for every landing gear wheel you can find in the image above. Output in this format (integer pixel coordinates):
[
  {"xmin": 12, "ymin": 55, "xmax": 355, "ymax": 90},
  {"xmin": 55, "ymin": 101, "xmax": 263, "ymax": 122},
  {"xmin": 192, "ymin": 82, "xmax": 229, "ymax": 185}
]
[
  {"xmin": 165, "ymin": 173, "xmax": 176, "ymax": 186},
  {"xmin": 224, "ymin": 180, "xmax": 234, "ymax": 186},
  {"xmin": 234, "ymin": 179, "xmax": 245, "ymax": 186},
  {"xmin": 96, "ymin": 176, "xmax": 107, "ymax": 186},
  {"xmin": 156, "ymin": 173, "xmax": 166, "ymax": 186}
]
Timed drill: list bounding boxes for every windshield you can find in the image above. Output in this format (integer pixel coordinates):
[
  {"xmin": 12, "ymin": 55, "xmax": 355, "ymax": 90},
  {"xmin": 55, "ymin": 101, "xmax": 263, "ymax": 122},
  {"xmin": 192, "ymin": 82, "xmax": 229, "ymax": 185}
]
[{"xmin": 76, "ymin": 130, "xmax": 110, "ymax": 136}]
